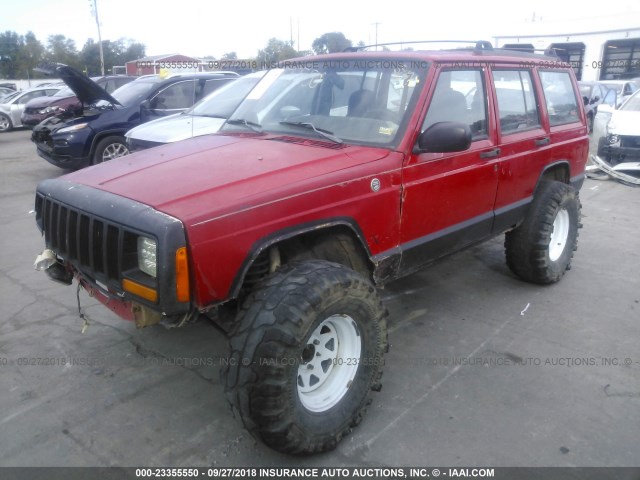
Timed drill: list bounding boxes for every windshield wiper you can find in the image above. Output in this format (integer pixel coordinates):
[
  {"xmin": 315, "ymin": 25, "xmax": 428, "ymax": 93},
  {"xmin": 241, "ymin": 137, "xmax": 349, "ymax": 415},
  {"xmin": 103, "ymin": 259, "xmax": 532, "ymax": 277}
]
[
  {"xmin": 226, "ymin": 118, "xmax": 262, "ymax": 132},
  {"xmin": 279, "ymin": 121, "xmax": 343, "ymax": 144}
]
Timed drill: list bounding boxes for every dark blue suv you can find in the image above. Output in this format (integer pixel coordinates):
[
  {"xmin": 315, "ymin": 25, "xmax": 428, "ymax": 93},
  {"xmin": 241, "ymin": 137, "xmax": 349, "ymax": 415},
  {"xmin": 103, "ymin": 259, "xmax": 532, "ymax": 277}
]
[{"xmin": 32, "ymin": 66, "xmax": 238, "ymax": 169}]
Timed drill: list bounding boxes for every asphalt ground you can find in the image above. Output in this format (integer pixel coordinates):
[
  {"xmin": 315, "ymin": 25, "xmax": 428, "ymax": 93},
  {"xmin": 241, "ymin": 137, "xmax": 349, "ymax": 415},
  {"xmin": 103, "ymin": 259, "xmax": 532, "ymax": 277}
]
[{"xmin": 1, "ymin": 129, "xmax": 639, "ymax": 468}]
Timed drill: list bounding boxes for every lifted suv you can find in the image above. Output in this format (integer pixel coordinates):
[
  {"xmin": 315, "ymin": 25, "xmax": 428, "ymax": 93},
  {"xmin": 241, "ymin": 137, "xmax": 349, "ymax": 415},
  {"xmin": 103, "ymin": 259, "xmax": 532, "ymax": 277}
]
[{"xmin": 34, "ymin": 42, "xmax": 588, "ymax": 454}]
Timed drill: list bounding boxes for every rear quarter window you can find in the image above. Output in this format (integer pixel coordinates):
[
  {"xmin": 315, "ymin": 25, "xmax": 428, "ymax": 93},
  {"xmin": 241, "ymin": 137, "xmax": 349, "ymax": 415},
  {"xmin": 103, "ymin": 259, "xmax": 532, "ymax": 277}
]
[{"xmin": 539, "ymin": 71, "xmax": 581, "ymax": 126}]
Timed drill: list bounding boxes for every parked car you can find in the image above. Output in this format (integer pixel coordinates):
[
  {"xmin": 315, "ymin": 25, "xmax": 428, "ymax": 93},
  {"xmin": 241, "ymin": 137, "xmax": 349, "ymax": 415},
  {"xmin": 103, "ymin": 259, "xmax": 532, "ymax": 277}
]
[
  {"xmin": 598, "ymin": 80, "xmax": 638, "ymax": 108},
  {"xmin": 578, "ymin": 81, "xmax": 611, "ymax": 132},
  {"xmin": 0, "ymin": 85, "xmax": 62, "ymax": 132},
  {"xmin": 22, "ymin": 75, "xmax": 136, "ymax": 128},
  {"xmin": 126, "ymin": 71, "xmax": 265, "ymax": 152},
  {"xmin": 34, "ymin": 44, "xmax": 588, "ymax": 454},
  {"xmin": 32, "ymin": 66, "xmax": 238, "ymax": 169},
  {"xmin": 593, "ymin": 89, "xmax": 640, "ymax": 168},
  {"xmin": 0, "ymin": 86, "xmax": 16, "ymax": 100}
]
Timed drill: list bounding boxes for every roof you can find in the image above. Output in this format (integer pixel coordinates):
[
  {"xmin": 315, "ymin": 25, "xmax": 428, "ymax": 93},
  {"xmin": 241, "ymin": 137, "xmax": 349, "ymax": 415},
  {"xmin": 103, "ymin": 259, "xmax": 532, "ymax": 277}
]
[{"xmin": 297, "ymin": 47, "xmax": 567, "ymax": 66}]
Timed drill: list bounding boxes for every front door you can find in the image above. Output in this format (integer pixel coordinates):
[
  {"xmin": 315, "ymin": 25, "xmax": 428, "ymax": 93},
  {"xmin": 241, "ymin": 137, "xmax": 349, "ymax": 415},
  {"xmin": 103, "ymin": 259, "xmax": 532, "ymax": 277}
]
[{"xmin": 399, "ymin": 67, "xmax": 500, "ymax": 275}]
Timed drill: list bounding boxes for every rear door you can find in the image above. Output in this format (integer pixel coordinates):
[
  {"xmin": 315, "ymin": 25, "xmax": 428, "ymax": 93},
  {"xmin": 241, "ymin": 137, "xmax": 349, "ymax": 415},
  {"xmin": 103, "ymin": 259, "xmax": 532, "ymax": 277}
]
[
  {"xmin": 490, "ymin": 67, "xmax": 550, "ymax": 232},
  {"xmin": 399, "ymin": 67, "xmax": 500, "ymax": 275}
]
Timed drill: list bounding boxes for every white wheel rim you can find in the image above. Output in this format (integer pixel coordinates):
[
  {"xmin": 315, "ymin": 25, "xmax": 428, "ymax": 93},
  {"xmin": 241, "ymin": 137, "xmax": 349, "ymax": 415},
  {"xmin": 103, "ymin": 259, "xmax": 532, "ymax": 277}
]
[
  {"xmin": 0, "ymin": 116, "xmax": 9, "ymax": 130},
  {"xmin": 102, "ymin": 143, "xmax": 128, "ymax": 161},
  {"xmin": 549, "ymin": 208, "xmax": 570, "ymax": 262},
  {"xmin": 297, "ymin": 314, "xmax": 361, "ymax": 413}
]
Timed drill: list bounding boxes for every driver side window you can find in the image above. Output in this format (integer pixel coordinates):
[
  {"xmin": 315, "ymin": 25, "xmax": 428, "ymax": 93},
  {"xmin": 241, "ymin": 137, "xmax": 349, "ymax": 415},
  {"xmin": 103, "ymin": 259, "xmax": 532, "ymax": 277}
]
[
  {"xmin": 422, "ymin": 69, "xmax": 488, "ymax": 139},
  {"xmin": 151, "ymin": 81, "xmax": 196, "ymax": 110}
]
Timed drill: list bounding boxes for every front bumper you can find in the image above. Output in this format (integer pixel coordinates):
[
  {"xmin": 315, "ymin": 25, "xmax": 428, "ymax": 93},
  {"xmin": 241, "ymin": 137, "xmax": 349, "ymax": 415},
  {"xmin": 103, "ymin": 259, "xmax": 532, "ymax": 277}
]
[
  {"xmin": 35, "ymin": 179, "xmax": 191, "ymax": 321},
  {"xmin": 32, "ymin": 125, "xmax": 92, "ymax": 169},
  {"xmin": 597, "ymin": 135, "xmax": 640, "ymax": 166}
]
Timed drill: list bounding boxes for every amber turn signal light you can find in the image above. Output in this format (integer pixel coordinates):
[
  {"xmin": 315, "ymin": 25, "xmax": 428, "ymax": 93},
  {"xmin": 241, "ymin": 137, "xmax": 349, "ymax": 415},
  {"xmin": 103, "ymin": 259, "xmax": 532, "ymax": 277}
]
[
  {"xmin": 175, "ymin": 247, "xmax": 190, "ymax": 302},
  {"xmin": 122, "ymin": 278, "xmax": 158, "ymax": 303}
]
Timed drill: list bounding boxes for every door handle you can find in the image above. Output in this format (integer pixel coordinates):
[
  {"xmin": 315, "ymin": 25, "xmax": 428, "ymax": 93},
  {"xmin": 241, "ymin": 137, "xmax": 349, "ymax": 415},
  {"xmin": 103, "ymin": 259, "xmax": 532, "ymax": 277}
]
[
  {"xmin": 480, "ymin": 148, "xmax": 501, "ymax": 159},
  {"xmin": 535, "ymin": 137, "xmax": 550, "ymax": 147}
]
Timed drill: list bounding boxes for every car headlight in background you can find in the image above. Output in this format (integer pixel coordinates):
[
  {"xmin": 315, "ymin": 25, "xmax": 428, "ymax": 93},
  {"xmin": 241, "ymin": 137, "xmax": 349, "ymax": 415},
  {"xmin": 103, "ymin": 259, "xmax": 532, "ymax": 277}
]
[
  {"xmin": 137, "ymin": 236, "xmax": 157, "ymax": 277},
  {"xmin": 57, "ymin": 122, "xmax": 89, "ymax": 134},
  {"xmin": 38, "ymin": 105, "xmax": 63, "ymax": 114}
]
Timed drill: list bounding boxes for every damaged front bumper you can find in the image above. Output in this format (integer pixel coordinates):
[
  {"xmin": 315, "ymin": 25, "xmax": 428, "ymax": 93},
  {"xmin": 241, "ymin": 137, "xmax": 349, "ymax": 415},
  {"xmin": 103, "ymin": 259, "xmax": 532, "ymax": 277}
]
[
  {"xmin": 597, "ymin": 134, "xmax": 640, "ymax": 166},
  {"xmin": 34, "ymin": 180, "xmax": 193, "ymax": 327}
]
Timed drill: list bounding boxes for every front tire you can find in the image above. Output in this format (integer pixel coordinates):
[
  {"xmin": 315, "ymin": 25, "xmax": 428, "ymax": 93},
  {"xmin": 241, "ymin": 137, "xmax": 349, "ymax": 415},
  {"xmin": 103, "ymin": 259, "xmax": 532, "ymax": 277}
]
[
  {"xmin": 505, "ymin": 180, "xmax": 581, "ymax": 284},
  {"xmin": 0, "ymin": 113, "xmax": 12, "ymax": 132},
  {"xmin": 92, "ymin": 136, "xmax": 129, "ymax": 164},
  {"xmin": 222, "ymin": 260, "xmax": 388, "ymax": 454}
]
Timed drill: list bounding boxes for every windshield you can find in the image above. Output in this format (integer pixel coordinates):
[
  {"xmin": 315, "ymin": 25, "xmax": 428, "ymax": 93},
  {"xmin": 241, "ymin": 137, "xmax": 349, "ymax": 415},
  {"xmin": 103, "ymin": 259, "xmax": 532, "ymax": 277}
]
[
  {"xmin": 620, "ymin": 91, "xmax": 640, "ymax": 111},
  {"xmin": 223, "ymin": 59, "xmax": 426, "ymax": 147},
  {"xmin": 52, "ymin": 86, "xmax": 74, "ymax": 97},
  {"xmin": 601, "ymin": 83, "xmax": 623, "ymax": 94},
  {"xmin": 108, "ymin": 79, "xmax": 159, "ymax": 107},
  {"xmin": 187, "ymin": 71, "xmax": 265, "ymax": 118},
  {"xmin": 2, "ymin": 91, "xmax": 20, "ymax": 103}
]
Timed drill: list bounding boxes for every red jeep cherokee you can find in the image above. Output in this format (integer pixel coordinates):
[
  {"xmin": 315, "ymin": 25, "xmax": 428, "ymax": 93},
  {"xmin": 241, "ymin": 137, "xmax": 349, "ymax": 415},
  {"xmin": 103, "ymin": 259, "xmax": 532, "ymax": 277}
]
[{"xmin": 35, "ymin": 43, "xmax": 588, "ymax": 454}]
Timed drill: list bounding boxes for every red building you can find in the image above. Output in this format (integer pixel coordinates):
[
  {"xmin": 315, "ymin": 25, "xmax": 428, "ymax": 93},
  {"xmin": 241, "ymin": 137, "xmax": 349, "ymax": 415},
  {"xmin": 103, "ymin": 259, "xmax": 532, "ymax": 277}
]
[{"xmin": 125, "ymin": 54, "xmax": 202, "ymax": 76}]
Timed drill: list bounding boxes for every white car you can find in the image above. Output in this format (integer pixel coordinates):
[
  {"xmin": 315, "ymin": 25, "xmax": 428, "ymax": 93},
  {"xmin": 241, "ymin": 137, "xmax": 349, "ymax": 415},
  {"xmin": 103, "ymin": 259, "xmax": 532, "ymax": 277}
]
[
  {"xmin": 126, "ymin": 71, "xmax": 265, "ymax": 152},
  {"xmin": 0, "ymin": 85, "xmax": 62, "ymax": 132},
  {"xmin": 592, "ymin": 89, "xmax": 640, "ymax": 177},
  {"xmin": 598, "ymin": 80, "xmax": 638, "ymax": 108}
]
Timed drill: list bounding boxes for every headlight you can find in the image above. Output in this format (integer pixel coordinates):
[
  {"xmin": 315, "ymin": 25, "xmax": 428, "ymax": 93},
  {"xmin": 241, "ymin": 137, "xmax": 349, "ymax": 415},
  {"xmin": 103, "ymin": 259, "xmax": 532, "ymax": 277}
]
[
  {"xmin": 137, "ymin": 236, "xmax": 157, "ymax": 277},
  {"xmin": 39, "ymin": 106, "xmax": 62, "ymax": 114},
  {"xmin": 57, "ymin": 122, "xmax": 89, "ymax": 134}
]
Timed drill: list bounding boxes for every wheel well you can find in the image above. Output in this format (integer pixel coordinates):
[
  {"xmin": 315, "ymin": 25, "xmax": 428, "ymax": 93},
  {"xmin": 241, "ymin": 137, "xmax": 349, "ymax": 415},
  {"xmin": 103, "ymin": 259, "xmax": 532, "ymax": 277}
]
[
  {"xmin": 240, "ymin": 226, "xmax": 373, "ymax": 294},
  {"xmin": 540, "ymin": 163, "xmax": 570, "ymax": 186},
  {"xmin": 89, "ymin": 132, "xmax": 126, "ymax": 158}
]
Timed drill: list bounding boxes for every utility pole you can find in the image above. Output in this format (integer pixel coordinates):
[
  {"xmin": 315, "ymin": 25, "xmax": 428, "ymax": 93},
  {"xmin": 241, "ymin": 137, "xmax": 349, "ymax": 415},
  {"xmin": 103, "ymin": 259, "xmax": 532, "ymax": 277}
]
[
  {"xmin": 372, "ymin": 22, "xmax": 381, "ymax": 50},
  {"xmin": 89, "ymin": 0, "xmax": 105, "ymax": 75}
]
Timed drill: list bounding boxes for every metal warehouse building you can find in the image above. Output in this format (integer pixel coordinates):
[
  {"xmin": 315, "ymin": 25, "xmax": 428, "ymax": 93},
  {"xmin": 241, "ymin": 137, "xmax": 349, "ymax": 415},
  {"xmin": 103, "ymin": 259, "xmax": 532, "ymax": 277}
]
[{"xmin": 494, "ymin": 13, "xmax": 640, "ymax": 81}]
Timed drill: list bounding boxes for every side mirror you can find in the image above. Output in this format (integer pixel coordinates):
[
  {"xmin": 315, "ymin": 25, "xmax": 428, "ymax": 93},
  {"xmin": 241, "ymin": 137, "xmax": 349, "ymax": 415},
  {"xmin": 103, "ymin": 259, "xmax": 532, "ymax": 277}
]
[
  {"xmin": 140, "ymin": 99, "xmax": 151, "ymax": 112},
  {"xmin": 590, "ymin": 96, "xmax": 600, "ymax": 105},
  {"xmin": 416, "ymin": 121, "xmax": 472, "ymax": 153}
]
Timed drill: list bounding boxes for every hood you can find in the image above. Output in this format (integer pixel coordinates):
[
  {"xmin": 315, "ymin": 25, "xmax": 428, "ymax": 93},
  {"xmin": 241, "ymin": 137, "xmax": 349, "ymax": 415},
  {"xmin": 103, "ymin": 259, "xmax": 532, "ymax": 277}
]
[
  {"xmin": 609, "ymin": 110, "xmax": 640, "ymax": 136},
  {"xmin": 125, "ymin": 113, "xmax": 226, "ymax": 143},
  {"xmin": 62, "ymin": 134, "xmax": 394, "ymax": 226},
  {"xmin": 55, "ymin": 65, "xmax": 120, "ymax": 106}
]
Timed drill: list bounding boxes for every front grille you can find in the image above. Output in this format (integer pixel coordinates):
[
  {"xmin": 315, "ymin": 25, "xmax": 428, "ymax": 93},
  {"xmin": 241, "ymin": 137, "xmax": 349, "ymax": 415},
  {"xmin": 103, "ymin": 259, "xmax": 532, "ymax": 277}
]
[{"xmin": 36, "ymin": 194, "xmax": 137, "ymax": 287}]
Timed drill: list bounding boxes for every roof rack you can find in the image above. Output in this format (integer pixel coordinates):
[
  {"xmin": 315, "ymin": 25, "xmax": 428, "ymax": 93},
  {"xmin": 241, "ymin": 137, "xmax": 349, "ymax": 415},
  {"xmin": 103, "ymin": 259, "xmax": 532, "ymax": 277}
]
[
  {"xmin": 343, "ymin": 40, "xmax": 494, "ymax": 53},
  {"xmin": 501, "ymin": 45, "xmax": 561, "ymax": 59}
]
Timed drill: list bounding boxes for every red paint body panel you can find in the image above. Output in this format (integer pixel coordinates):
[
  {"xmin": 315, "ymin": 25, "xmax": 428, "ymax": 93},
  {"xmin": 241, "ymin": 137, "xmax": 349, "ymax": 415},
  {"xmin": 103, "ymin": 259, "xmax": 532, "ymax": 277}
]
[{"xmin": 65, "ymin": 134, "xmax": 404, "ymax": 305}]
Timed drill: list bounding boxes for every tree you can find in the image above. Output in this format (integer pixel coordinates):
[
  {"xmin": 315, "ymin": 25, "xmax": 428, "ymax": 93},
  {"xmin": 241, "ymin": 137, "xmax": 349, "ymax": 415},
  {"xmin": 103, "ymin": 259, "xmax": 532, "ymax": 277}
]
[
  {"xmin": 46, "ymin": 34, "xmax": 80, "ymax": 69},
  {"xmin": 21, "ymin": 32, "xmax": 45, "ymax": 76},
  {"xmin": 256, "ymin": 38, "xmax": 297, "ymax": 65},
  {"xmin": 312, "ymin": 32, "xmax": 352, "ymax": 54},
  {"xmin": 222, "ymin": 52, "xmax": 237, "ymax": 60},
  {"xmin": 80, "ymin": 38, "xmax": 145, "ymax": 75},
  {"xmin": 0, "ymin": 31, "xmax": 23, "ymax": 78},
  {"xmin": 124, "ymin": 41, "xmax": 145, "ymax": 63}
]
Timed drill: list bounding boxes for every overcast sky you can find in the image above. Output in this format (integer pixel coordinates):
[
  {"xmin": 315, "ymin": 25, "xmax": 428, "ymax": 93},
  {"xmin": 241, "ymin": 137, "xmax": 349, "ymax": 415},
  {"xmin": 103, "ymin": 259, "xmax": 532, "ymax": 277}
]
[{"xmin": 4, "ymin": 0, "xmax": 640, "ymax": 59}]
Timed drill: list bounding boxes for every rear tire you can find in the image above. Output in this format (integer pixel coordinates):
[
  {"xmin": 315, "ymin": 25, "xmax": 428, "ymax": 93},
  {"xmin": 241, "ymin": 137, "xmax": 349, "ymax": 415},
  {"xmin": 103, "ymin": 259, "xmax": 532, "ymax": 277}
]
[
  {"xmin": 505, "ymin": 180, "xmax": 581, "ymax": 284},
  {"xmin": 92, "ymin": 136, "xmax": 129, "ymax": 164},
  {"xmin": 222, "ymin": 260, "xmax": 388, "ymax": 454}
]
